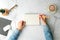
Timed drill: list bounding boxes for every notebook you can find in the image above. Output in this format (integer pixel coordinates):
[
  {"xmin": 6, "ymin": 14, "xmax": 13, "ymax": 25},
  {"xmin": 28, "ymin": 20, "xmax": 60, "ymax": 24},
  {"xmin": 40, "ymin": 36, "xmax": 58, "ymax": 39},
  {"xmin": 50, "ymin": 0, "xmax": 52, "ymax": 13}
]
[
  {"xmin": 0, "ymin": 18, "xmax": 11, "ymax": 36},
  {"xmin": 24, "ymin": 13, "xmax": 40, "ymax": 25}
]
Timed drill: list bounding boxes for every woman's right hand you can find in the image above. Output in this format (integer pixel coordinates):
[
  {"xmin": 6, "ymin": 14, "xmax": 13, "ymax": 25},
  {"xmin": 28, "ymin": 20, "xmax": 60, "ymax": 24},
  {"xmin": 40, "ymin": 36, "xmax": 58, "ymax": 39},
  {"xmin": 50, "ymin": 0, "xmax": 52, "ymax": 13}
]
[{"xmin": 39, "ymin": 14, "xmax": 47, "ymax": 25}]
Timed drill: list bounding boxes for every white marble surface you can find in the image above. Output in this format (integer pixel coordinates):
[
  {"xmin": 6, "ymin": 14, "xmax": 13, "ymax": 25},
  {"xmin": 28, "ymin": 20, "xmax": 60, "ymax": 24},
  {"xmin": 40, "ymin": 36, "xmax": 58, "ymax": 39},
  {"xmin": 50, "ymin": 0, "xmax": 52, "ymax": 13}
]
[
  {"xmin": 0, "ymin": 0, "xmax": 60, "ymax": 40},
  {"xmin": 0, "ymin": 34, "xmax": 6, "ymax": 40}
]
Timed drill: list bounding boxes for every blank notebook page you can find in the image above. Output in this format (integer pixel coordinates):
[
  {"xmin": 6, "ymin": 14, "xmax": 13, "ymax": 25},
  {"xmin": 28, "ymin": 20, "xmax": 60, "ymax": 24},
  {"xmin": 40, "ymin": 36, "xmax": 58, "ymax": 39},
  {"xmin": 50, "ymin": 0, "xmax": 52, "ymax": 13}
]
[{"xmin": 24, "ymin": 14, "xmax": 40, "ymax": 25}]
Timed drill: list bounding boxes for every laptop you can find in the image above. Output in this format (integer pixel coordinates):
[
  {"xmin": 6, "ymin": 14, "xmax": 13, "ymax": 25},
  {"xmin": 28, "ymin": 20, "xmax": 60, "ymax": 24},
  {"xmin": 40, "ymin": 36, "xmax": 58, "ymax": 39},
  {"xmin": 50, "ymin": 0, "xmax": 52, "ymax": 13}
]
[{"xmin": 0, "ymin": 17, "xmax": 11, "ymax": 36}]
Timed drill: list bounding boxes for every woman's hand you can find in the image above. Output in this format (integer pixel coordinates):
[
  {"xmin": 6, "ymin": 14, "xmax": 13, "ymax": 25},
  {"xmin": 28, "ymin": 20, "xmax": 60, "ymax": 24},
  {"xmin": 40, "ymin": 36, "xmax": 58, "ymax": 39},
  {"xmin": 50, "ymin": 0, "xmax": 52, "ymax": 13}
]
[
  {"xmin": 39, "ymin": 14, "xmax": 47, "ymax": 25},
  {"xmin": 17, "ymin": 21, "xmax": 26, "ymax": 31},
  {"xmin": 39, "ymin": 14, "xmax": 47, "ymax": 22}
]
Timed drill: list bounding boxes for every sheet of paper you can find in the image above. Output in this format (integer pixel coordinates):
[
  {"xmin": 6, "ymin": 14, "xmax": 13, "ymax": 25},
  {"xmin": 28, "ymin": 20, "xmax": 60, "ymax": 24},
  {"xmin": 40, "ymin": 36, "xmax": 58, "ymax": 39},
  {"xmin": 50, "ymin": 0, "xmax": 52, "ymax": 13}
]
[
  {"xmin": 18, "ymin": 26, "xmax": 45, "ymax": 40},
  {"xmin": 24, "ymin": 13, "xmax": 40, "ymax": 25}
]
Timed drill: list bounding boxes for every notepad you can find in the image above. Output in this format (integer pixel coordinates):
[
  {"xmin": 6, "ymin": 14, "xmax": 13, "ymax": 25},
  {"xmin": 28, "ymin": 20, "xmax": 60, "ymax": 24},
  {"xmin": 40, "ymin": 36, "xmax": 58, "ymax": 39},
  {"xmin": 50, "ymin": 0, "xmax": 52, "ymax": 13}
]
[
  {"xmin": 0, "ymin": 18, "xmax": 11, "ymax": 36},
  {"xmin": 24, "ymin": 13, "xmax": 40, "ymax": 25}
]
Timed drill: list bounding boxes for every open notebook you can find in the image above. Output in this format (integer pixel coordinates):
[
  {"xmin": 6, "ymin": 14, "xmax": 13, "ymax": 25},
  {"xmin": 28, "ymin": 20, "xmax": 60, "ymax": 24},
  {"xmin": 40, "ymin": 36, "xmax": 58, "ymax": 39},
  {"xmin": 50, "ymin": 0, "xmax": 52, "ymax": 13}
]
[
  {"xmin": 0, "ymin": 18, "xmax": 11, "ymax": 36},
  {"xmin": 24, "ymin": 13, "xmax": 40, "ymax": 25}
]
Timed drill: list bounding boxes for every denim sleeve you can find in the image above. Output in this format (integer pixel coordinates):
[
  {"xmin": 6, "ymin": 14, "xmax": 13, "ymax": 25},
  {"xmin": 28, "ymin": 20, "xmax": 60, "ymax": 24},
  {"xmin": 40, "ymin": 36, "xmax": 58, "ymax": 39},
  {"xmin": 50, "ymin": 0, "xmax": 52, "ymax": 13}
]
[
  {"xmin": 8, "ymin": 29, "xmax": 21, "ymax": 40},
  {"xmin": 42, "ymin": 25, "xmax": 53, "ymax": 40}
]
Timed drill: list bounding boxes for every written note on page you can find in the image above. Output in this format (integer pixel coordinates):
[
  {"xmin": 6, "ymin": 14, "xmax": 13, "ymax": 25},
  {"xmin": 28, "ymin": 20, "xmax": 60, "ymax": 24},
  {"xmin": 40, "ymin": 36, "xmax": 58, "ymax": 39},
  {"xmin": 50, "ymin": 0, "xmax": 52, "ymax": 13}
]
[{"xmin": 24, "ymin": 13, "xmax": 40, "ymax": 25}]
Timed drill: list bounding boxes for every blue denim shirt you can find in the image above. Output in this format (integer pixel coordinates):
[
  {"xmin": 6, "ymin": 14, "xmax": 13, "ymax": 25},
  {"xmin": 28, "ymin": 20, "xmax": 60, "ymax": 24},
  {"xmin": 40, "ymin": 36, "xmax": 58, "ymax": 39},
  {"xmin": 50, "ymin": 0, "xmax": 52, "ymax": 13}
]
[
  {"xmin": 42, "ymin": 25, "xmax": 53, "ymax": 40},
  {"xmin": 8, "ymin": 29, "xmax": 21, "ymax": 40},
  {"xmin": 8, "ymin": 25, "xmax": 53, "ymax": 40}
]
